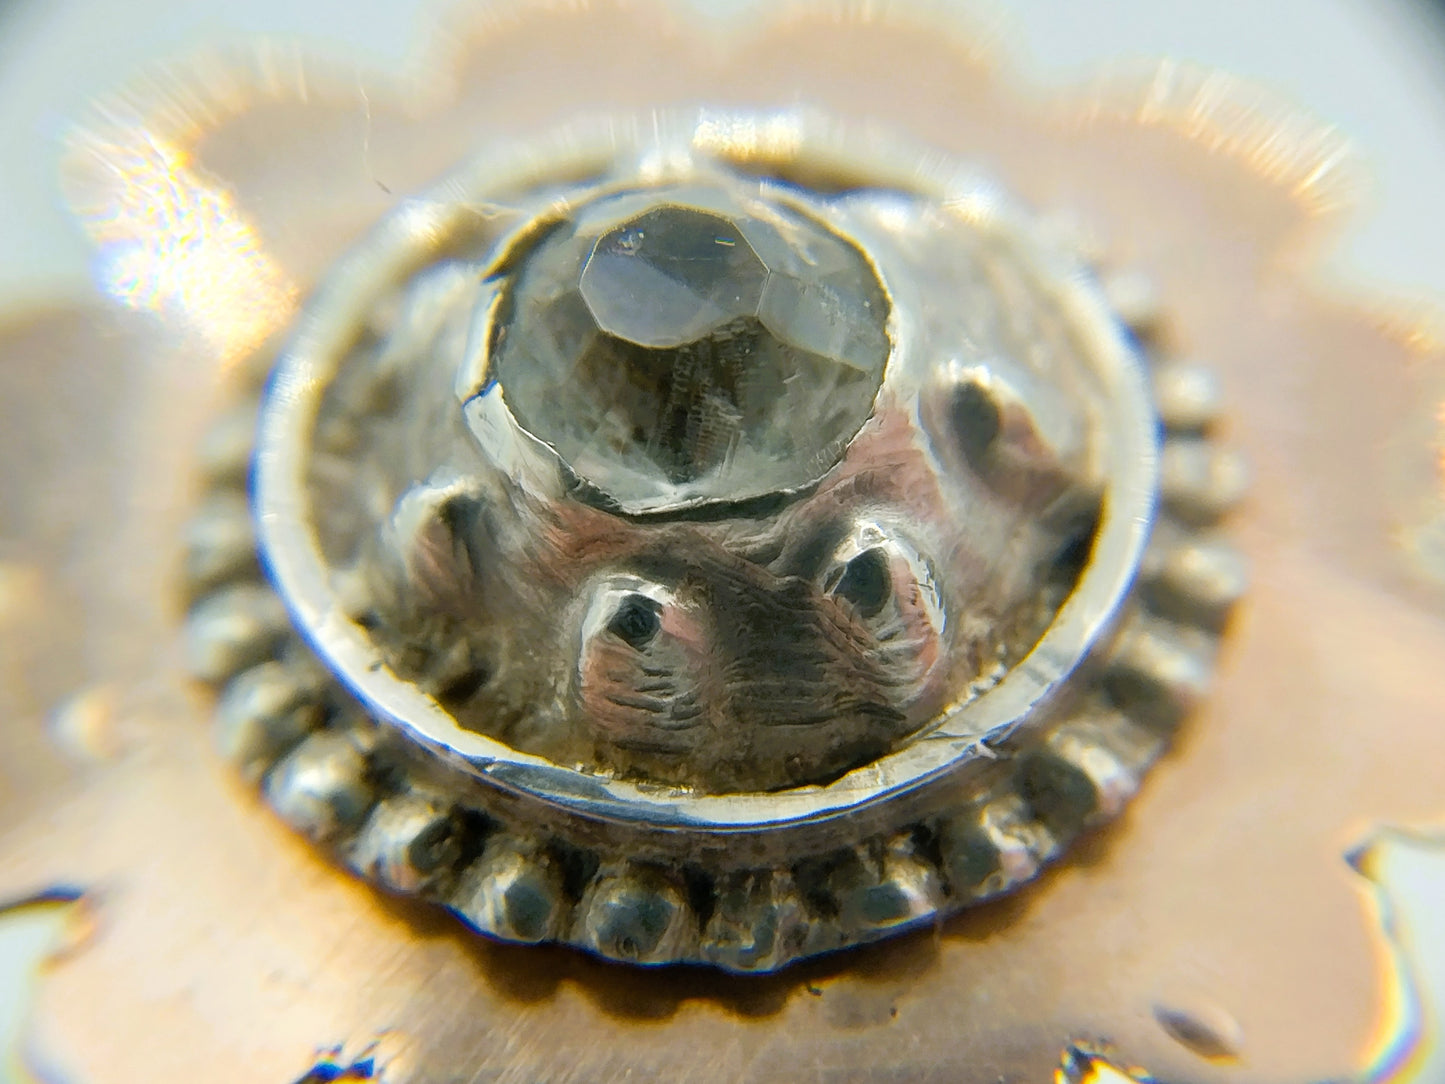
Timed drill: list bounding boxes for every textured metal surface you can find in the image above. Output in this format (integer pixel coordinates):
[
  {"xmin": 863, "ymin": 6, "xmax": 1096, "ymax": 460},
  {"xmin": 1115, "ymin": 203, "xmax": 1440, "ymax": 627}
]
[{"xmin": 0, "ymin": 0, "xmax": 1443, "ymax": 1079}]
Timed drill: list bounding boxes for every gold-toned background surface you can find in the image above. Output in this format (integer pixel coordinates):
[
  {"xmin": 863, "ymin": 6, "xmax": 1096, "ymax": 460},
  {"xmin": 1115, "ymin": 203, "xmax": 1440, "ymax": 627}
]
[{"xmin": 1, "ymin": 3, "xmax": 1444, "ymax": 1081}]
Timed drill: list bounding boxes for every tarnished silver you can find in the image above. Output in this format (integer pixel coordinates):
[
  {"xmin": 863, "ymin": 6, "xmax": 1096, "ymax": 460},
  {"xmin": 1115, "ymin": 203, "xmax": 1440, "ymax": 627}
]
[{"xmin": 183, "ymin": 111, "xmax": 1245, "ymax": 970}]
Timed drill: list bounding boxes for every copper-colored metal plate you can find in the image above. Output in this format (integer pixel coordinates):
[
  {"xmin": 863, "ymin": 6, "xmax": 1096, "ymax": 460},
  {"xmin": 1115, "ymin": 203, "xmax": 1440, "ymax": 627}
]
[{"xmin": 2, "ymin": 3, "xmax": 1443, "ymax": 1081}]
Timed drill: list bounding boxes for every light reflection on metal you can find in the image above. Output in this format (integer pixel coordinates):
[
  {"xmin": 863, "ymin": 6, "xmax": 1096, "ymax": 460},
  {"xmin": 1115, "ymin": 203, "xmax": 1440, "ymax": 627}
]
[
  {"xmin": 1056, "ymin": 1046, "xmax": 1154, "ymax": 1084},
  {"xmin": 1050, "ymin": 823, "xmax": 1445, "ymax": 1084},
  {"xmin": 691, "ymin": 112, "xmax": 804, "ymax": 164},
  {"xmin": 0, "ymin": 892, "xmax": 84, "ymax": 1084},
  {"xmin": 1073, "ymin": 59, "xmax": 1358, "ymax": 216},
  {"xmin": 1353, "ymin": 829, "xmax": 1445, "ymax": 1084},
  {"xmin": 65, "ymin": 130, "xmax": 294, "ymax": 366}
]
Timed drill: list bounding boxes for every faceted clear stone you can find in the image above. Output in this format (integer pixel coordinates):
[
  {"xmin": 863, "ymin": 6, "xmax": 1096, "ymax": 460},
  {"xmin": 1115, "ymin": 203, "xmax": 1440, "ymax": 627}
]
[
  {"xmin": 579, "ymin": 206, "xmax": 768, "ymax": 349},
  {"xmin": 491, "ymin": 185, "xmax": 891, "ymax": 511}
]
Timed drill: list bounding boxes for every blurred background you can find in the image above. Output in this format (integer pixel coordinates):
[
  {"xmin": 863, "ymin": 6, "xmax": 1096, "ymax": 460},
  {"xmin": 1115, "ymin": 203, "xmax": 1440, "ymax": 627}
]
[{"xmin": 2, "ymin": 0, "xmax": 1445, "ymax": 315}]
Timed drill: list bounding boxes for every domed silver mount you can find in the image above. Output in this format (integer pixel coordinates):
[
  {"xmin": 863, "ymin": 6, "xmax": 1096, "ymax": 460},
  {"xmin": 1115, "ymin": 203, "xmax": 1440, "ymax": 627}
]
[{"xmin": 183, "ymin": 112, "xmax": 1246, "ymax": 971}]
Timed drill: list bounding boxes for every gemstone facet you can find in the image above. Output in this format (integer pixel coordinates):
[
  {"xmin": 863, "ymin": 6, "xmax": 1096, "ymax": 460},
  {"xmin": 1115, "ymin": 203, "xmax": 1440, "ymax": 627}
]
[{"xmin": 490, "ymin": 186, "xmax": 891, "ymax": 512}]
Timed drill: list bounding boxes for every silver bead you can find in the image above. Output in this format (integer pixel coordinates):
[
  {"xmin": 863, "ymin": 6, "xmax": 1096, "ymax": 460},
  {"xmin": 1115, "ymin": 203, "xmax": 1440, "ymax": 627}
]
[
  {"xmin": 574, "ymin": 865, "xmax": 697, "ymax": 965},
  {"xmin": 1144, "ymin": 533, "xmax": 1249, "ymax": 630},
  {"xmin": 213, "ymin": 660, "xmax": 324, "ymax": 782},
  {"xmin": 184, "ymin": 584, "xmax": 289, "ymax": 684},
  {"xmin": 1017, "ymin": 714, "xmax": 1153, "ymax": 833},
  {"xmin": 196, "ymin": 402, "xmax": 258, "ymax": 491},
  {"xmin": 831, "ymin": 838, "xmax": 945, "ymax": 938},
  {"xmin": 939, "ymin": 795, "xmax": 1057, "ymax": 902},
  {"xmin": 181, "ymin": 491, "xmax": 258, "ymax": 599},
  {"xmin": 701, "ymin": 869, "xmax": 817, "ymax": 972},
  {"xmin": 1153, "ymin": 360, "xmax": 1224, "ymax": 432},
  {"xmin": 1104, "ymin": 613, "xmax": 1216, "ymax": 728},
  {"xmin": 264, "ymin": 730, "xmax": 374, "ymax": 844},
  {"xmin": 1102, "ymin": 268, "xmax": 1164, "ymax": 338},
  {"xmin": 450, "ymin": 835, "xmax": 568, "ymax": 944},
  {"xmin": 350, "ymin": 791, "xmax": 463, "ymax": 894},
  {"xmin": 1160, "ymin": 438, "xmax": 1250, "ymax": 525}
]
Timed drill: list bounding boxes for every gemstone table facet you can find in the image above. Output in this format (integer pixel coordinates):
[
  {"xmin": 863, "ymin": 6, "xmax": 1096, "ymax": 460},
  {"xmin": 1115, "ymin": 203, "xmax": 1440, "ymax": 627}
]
[{"xmin": 489, "ymin": 187, "xmax": 892, "ymax": 511}]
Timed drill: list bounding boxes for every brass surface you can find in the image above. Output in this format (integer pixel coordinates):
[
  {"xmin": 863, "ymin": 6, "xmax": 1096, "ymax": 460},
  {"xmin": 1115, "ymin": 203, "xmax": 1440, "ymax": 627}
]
[{"xmin": 1, "ymin": 3, "xmax": 1443, "ymax": 1081}]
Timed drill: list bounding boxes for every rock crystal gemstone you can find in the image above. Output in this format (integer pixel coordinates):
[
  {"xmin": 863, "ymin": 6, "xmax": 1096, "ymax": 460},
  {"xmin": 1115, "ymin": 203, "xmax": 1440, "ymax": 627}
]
[{"xmin": 490, "ymin": 185, "xmax": 891, "ymax": 512}]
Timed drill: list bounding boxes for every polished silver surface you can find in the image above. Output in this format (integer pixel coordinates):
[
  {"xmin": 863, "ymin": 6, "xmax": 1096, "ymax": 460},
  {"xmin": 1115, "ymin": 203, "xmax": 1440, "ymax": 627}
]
[{"xmin": 183, "ymin": 111, "xmax": 1244, "ymax": 969}]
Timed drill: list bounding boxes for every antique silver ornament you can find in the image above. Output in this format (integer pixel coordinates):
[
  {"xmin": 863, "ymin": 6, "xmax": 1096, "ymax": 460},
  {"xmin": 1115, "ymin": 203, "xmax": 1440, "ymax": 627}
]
[{"xmin": 183, "ymin": 111, "xmax": 1246, "ymax": 971}]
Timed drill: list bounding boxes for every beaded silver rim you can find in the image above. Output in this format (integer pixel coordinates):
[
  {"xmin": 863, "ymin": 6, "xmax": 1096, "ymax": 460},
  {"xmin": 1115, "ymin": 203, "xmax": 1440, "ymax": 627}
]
[{"xmin": 183, "ymin": 111, "xmax": 1247, "ymax": 971}]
